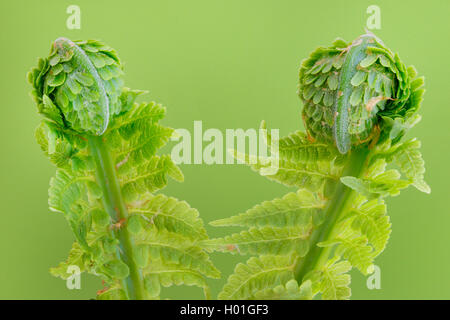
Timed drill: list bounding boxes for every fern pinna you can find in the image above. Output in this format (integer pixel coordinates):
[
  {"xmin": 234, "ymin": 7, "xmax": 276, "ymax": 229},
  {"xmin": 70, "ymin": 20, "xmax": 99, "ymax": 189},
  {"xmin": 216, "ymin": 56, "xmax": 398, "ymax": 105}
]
[
  {"xmin": 205, "ymin": 32, "xmax": 429, "ymax": 300},
  {"xmin": 28, "ymin": 38, "xmax": 219, "ymax": 300}
]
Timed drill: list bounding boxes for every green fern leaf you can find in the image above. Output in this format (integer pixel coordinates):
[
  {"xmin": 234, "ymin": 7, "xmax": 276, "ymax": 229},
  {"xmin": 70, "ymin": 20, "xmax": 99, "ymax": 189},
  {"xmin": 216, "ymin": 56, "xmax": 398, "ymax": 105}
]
[
  {"xmin": 346, "ymin": 197, "xmax": 391, "ymax": 255},
  {"xmin": 202, "ymin": 226, "xmax": 310, "ymax": 256},
  {"xmin": 107, "ymin": 103, "xmax": 173, "ymax": 170},
  {"xmin": 50, "ymin": 242, "xmax": 87, "ymax": 279},
  {"xmin": 119, "ymin": 155, "xmax": 183, "ymax": 202},
  {"xmin": 252, "ymin": 279, "xmax": 313, "ymax": 300},
  {"xmin": 318, "ymin": 258, "xmax": 352, "ymax": 300},
  {"xmin": 276, "ymin": 130, "xmax": 340, "ymax": 163},
  {"xmin": 218, "ymin": 255, "xmax": 296, "ymax": 300},
  {"xmin": 143, "ymin": 260, "xmax": 210, "ymax": 299},
  {"xmin": 319, "ymin": 225, "xmax": 374, "ymax": 275},
  {"xmin": 341, "ymin": 168, "xmax": 410, "ymax": 198},
  {"xmin": 108, "ymin": 100, "xmax": 166, "ymax": 133},
  {"xmin": 210, "ymin": 189, "xmax": 324, "ymax": 228},
  {"xmin": 128, "ymin": 194, "xmax": 208, "ymax": 240},
  {"xmin": 135, "ymin": 227, "xmax": 220, "ymax": 279},
  {"xmin": 387, "ymin": 139, "xmax": 430, "ymax": 193},
  {"xmin": 234, "ymin": 150, "xmax": 341, "ymax": 192}
]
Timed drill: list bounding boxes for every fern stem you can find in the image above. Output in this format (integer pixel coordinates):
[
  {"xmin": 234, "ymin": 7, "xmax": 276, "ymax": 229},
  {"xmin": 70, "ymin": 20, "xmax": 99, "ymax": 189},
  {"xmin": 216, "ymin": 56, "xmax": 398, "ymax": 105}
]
[
  {"xmin": 294, "ymin": 148, "xmax": 371, "ymax": 283},
  {"xmin": 88, "ymin": 135, "xmax": 146, "ymax": 300}
]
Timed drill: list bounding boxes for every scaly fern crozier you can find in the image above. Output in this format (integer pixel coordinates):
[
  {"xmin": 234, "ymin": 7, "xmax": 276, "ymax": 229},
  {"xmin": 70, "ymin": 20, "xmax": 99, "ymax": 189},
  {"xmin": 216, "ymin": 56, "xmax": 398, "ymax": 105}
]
[
  {"xmin": 28, "ymin": 38, "xmax": 219, "ymax": 300},
  {"xmin": 205, "ymin": 32, "xmax": 429, "ymax": 300}
]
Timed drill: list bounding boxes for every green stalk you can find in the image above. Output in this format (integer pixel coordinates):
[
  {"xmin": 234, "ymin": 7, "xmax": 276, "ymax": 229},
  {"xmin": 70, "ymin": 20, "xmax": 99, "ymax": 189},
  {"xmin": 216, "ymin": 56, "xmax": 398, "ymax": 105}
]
[
  {"xmin": 294, "ymin": 147, "xmax": 371, "ymax": 282},
  {"xmin": 88, "ymin": 135, "xmax": 146, "ymax": 300}
]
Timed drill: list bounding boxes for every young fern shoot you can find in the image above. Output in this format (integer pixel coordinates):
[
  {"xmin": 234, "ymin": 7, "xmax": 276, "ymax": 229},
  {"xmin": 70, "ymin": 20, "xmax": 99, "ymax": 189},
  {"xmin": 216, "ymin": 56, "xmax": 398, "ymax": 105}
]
[
  {"xmin": 28, "ymin": 38, "xmax": 219, "ymax": 300},
  {"xmin": 205, "ymin": 32, "xmax": 429, "ymax": 300}
]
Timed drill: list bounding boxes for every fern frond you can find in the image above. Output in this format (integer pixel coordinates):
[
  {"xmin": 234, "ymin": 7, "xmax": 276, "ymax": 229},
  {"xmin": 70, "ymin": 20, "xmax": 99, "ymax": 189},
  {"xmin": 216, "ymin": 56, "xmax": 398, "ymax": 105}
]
[
  {"xmin": 135, "ymin": 227, "xmax": 220, "ymax": 279},
  {"xmin": 48, "ymin": 169, "xmax": 98, "ymax": 249},
  {"xmin": 128, "ymin": 193, "xmax": 208, "ymax": 240},
  {"xmin": 234, "ymin": 150, "xmax": 341, "ymax": 192},
  {"xmin": 252, "ymin": 279, "xmax": 313, "ymax": 300},
  {"xmin": 107, "ymin": 103, "xmax": 174, "ymax": 169},
  {"xmin": 30, "ymin": 38, "xmax": 218, "ymax": 299},
  {"xmin": 108, "ymin": 98, "xmax": 164, "ymax": 134},
  {"xmin": 346, "ymin": 197, "xmax": 391, "ymax": 255},
  {"xmin": 276, "ymin": 130, "xmax": 340, "ymax": 163},
  {"xmin": 218, "ymin": 255, "xmax": 296, "ymax": 300},
  {"xmin": 318, "ymin": 224, "xmax": 375, "ymax": 274},
  {"xmin": 232, "ymin": 123, "xmax": 345, "ymax": 193},
  {"xmin": 210, "ymin": 189, "xmax": 325, "ymax": 228},
  {"xmin": 50, "ymin": 242, "xmax": 87, "ymax": 279},
  {"xmin": 385, "ymin": 138, "xmax": 430, "ymax": 193},
  {"xmin": 316, "ymin": 257, "xmax": 352, "ymax": 300},
  {"xmin": 202, "ymin": 226, "xmax": 310, "ymax": 256},
  {"xmin": 119, "ymin": 155, "xmax": 183, "ymax": 202},
  {"xmin": 143, "ymin": 260, "xmax": 210, "ymax": 299},
  {"xmin": 213, "ymin": 32, "xmax": 429, "ymax": 300},
  {"xmin": 341, "ymin": 168, "xmax": 410, "ymax": 198}
]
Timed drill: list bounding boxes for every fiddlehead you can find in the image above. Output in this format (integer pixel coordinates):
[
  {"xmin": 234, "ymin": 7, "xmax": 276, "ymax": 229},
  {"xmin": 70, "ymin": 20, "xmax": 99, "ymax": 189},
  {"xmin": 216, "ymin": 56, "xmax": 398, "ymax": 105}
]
[
  {"xmin": 29, "ymin": 38, "xmax": 219, "ymax": 299},
  {"xmin": 207, "ymin": 32, "xmax": 429, "ymax": 300},
  {"xmin": 33, "ymin": 38, "xmax": 123, "ymax": 135},
  {"xmin": 299, "ymin": 32, "xmax": 414, "ymax": 154}
]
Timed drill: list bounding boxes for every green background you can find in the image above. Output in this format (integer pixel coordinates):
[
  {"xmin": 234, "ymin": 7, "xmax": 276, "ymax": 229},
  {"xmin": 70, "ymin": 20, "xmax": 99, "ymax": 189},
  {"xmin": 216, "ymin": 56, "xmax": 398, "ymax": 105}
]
[{"xmin": 0, "ymin": 0, "xmax": 448, "ymax": 299}]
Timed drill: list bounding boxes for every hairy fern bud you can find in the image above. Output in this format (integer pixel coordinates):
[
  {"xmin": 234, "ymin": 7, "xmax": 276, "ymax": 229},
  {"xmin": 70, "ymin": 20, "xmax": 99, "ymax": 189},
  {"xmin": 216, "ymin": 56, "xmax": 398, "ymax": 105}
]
[
  {"xmin": 299, "ymin": 32, "xmax": 422, "ymax": 154},
  {"xmin": 28, "ymin": 38, "xmax": 220, "ymax": 300},
  {"xmin": 28, "ymin": 38, "xmax": 124, "ymax": 135},
  {"xmin": 210, "ymin": 32, "xmax": 428, "ymax": 301}
]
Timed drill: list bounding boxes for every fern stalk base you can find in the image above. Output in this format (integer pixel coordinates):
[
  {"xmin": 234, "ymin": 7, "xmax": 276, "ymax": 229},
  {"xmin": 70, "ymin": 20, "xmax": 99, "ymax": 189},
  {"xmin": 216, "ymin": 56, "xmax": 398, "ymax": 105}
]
[
  {"xmin": 294, "ymin": 148, "xmax": 371, "ymax": 283},
  {"xmin": 88, "ymin": 135, "xmax": 146, "ymax": 300}
]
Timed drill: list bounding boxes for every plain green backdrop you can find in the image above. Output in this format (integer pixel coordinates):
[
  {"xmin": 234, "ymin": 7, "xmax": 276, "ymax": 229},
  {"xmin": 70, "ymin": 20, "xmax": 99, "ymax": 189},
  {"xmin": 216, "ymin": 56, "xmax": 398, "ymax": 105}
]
[{"xmin": 0, "ymin": 0, "xmax": 448, "ymax": 299}]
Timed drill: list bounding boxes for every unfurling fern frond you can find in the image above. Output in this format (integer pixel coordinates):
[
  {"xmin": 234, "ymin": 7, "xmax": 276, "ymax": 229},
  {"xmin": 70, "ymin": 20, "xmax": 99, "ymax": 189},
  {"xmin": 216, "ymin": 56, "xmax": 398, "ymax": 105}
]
[
  {"xmin": 29, "ymin": 38, "xmax": 218, "ymax": 300},
  {"xmin": 209, "ymin": 32, "xmax": 429, "ymax": 300}
]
